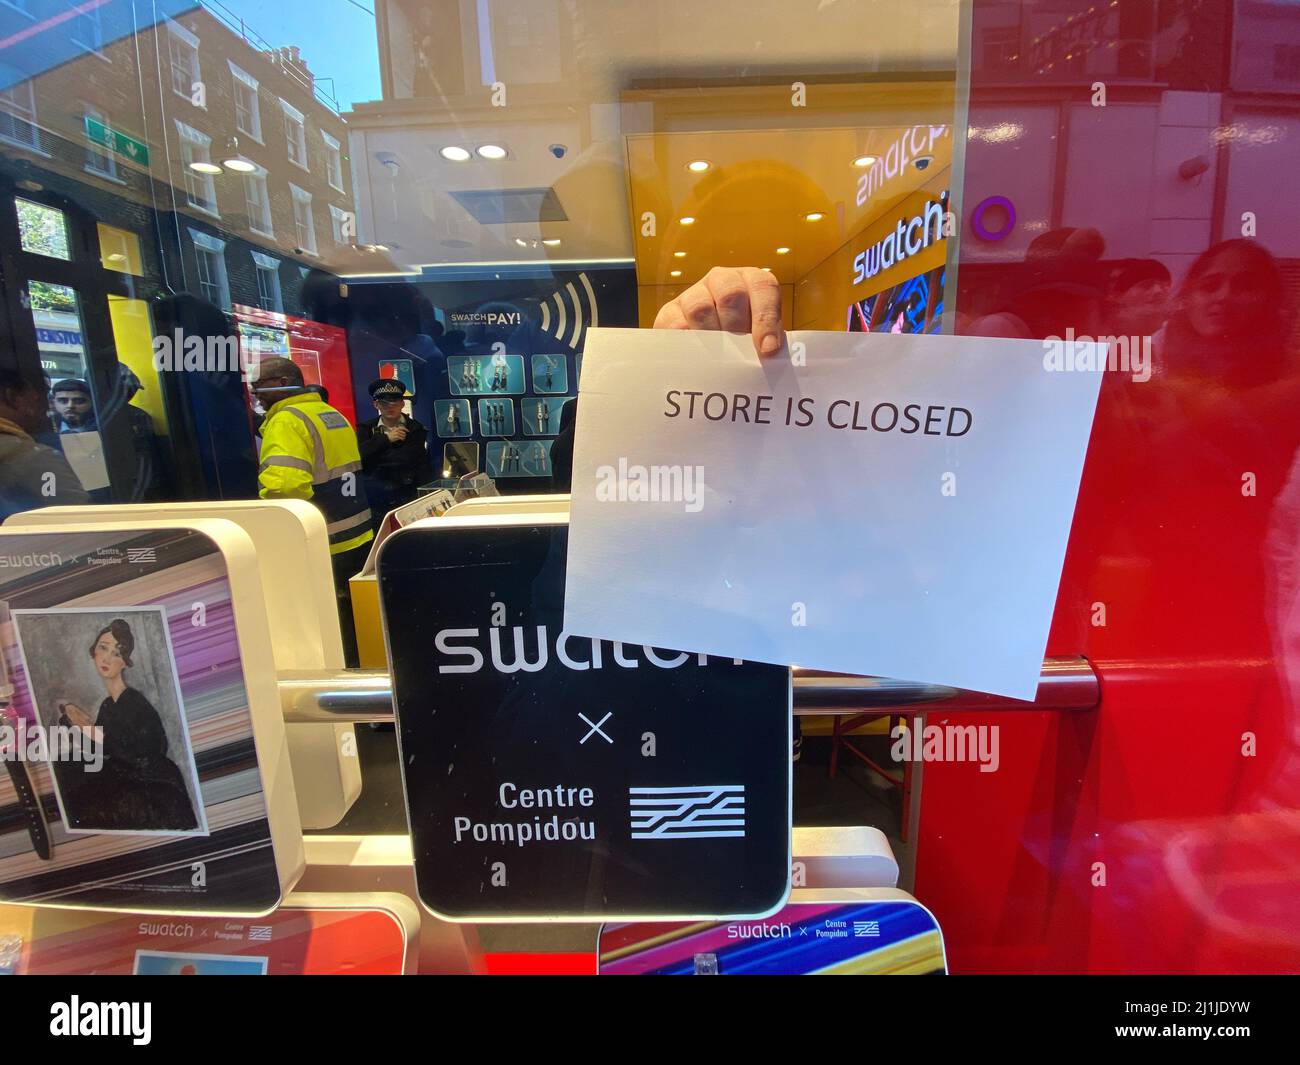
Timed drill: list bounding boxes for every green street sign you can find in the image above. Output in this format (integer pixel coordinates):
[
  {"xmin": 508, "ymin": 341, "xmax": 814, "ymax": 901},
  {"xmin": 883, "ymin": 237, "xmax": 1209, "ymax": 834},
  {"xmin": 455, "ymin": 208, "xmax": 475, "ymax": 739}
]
[{"xmin": 84, "ymin": 117, "xmax": 150, "ymax": 168}]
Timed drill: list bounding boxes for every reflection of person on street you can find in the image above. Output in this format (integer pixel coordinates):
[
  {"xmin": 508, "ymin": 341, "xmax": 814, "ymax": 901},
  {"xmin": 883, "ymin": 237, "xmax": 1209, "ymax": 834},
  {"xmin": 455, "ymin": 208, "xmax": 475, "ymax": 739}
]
[
  {"xmin": 107, "ymin": 365, "xmax": 162, "ymax": 502},
  {"xmin": 51, "ymin": 379, "xmax": 96, "ymax": 433},
  {"xmin": 357, "ymin": 378, "xmax": 432, "ymax": 520},
  {"xmin": 1156, "ymin": 239, "xmax": 1288, "ymax": 387},
  {"xmin": 58, "ymin": 619, "xmax": 198, "ymax": 832},
  {"xmin": 1106, "ymin": 258, "xmax": 1171, "ymax": 340},
  {"xmin": 0, "ymin": 369, "xmax": 89, "ymax": 520}
]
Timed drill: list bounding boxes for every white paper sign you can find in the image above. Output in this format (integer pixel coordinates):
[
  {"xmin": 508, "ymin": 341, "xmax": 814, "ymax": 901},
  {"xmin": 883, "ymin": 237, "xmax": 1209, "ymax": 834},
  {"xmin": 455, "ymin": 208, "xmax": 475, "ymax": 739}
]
[
  {"xmin": 564, "ymin": 328, "xmax": 1104, "ymax": 700},
  {"xmin": 59, "ymin": 430, "xmax": 110, "ymax": 491}
]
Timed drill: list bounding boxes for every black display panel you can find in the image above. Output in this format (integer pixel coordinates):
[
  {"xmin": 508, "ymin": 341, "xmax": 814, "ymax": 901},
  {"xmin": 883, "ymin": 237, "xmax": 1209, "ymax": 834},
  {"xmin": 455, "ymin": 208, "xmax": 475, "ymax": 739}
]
[{"xmin": 377, "ymin": 521, "xmax": 791, "ymax": 920}]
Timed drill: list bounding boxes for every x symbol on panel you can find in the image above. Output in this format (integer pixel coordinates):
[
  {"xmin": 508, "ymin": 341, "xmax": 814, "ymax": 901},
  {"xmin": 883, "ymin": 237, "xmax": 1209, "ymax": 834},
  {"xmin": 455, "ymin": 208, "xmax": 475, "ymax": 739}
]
[{"xmin": 578, "ymin": 712, "xmax": 613, "ymax": 744}]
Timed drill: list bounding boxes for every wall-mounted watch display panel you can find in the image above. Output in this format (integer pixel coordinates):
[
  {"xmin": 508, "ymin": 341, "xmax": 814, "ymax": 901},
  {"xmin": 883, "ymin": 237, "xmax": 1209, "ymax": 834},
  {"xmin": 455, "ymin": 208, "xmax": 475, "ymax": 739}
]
[
  {"xmin": 434, "ymin": 399, "xmax": 474, "ymax": 439},
  {"xmin": 0, "ymin": 891, "xmax": 419, "ymax": 974},
  {"xmin": 7, "ymin": 502, "xmax": 361, "ymax": 832},
  {"xmin": 442, "ymin": 442, "xmax": 481, "ymax": 480},
  {"xmin": 376, "ymin": 516, "xmax": 791, "ymax": 921},
  {"xmin": 523, "ymin": 398, "xmax": 568, "ymax": 437},
  {"xmin": 378, "ymin": 358, "xmax": 416, "ymax": 397},
  {"xmin": 486, "ymin": 439, "xmax": 551, "ymax": 478},
  {"xmin": 476, "ymin": 399, "xmax": 516, "ymax": 437},
  {"xmin": 531, "ymin": 354, "xmax": 569, "ymax": 394},
  {"xmin": 0, "ymin": 521, "xmax": 303, "ymax": 915},
  {"xmin": 448, "ymin": 354, "xmax": 525, "ymax": 396},
  {"xmin": 598, "ymin": 889, "xmax": 945, "ymax": 974}
]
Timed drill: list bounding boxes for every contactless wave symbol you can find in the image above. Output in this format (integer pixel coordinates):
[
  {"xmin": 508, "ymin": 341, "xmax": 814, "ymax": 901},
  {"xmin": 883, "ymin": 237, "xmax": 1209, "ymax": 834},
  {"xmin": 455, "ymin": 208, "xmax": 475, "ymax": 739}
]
[
  {"xmin": 628, "ymin": 785, "xmax": 746, "ymax": 840},
  {"xmin": 538, "ymin": 271, "xmax": 600, "ymax": 350}
]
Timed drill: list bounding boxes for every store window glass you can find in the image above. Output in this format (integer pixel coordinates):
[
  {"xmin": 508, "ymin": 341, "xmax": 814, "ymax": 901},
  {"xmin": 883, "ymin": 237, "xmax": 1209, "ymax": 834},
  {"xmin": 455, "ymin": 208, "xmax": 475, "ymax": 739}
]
[
  {"xmin": 15, "ymin": 198, "xmax": 69, "ymax": 260},
  {"xmin": 0, "ymin": 79, "xmax": 39, "ymax": 150},
  {"xmin": 97, "ymin": 223, "xmax": 142, "ymax": 274},
  {"xmin": 27, "ymin": 280, "xmax": 85, "ymax": 379},
  {"xmin": 0, "ymin": 0, "xmax": 1296, "ymax": 980}
]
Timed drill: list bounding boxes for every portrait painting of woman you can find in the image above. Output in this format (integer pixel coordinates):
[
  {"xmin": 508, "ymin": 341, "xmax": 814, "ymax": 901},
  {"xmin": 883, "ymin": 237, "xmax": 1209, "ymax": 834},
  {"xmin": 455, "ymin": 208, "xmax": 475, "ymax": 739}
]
[{"xmin": 12, "ymin": 609, "xmax": 205, "ymax": 836}]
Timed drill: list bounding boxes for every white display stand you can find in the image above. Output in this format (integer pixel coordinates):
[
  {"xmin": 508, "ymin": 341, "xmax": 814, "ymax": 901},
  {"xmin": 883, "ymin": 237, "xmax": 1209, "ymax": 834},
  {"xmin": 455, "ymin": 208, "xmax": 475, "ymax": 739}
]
[
  {"xmin": 7, "ymin": 502, "xmax": 361, "ymax": 830},
  {"xmin": 442, "ymin": 493, "xmax": 570, "ymax": 518},
  {"xmin": 0, "ymin": 519, "xmax": 303, "ymax": 915}
]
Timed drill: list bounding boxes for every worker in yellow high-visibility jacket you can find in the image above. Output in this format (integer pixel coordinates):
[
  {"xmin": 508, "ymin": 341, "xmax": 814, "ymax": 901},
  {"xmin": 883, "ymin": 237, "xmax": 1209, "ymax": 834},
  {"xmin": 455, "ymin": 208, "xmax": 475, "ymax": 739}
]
[{"xmin": 253, "ymin": 357, "xmax": 372, "ymax": 664}]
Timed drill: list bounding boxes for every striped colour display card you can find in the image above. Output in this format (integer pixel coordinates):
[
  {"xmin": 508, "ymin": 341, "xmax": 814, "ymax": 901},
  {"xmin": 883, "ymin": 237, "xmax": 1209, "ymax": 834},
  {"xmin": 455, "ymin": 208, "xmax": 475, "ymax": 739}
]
[{"xmin": 598, "ymin": 889, "xmax": 947, "ymax": 975}]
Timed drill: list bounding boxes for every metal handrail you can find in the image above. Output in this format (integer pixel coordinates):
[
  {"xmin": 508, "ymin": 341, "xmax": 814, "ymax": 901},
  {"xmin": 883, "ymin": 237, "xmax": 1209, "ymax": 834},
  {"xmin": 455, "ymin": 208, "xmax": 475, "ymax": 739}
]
[{"xmin": 278, "ymin": 656, "xmax": 1099, "ymax": 724}]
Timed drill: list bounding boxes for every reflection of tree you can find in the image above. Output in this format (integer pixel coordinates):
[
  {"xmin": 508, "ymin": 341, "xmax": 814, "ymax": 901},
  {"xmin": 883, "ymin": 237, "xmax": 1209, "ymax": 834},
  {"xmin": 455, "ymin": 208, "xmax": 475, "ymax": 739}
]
[
  {"xmin": 15, "ymin": 200, "xmax": 68, "ymax": 260},
  {"xmin": 28, "ymin": 281, "xmax": 77, "ymax": 316}
]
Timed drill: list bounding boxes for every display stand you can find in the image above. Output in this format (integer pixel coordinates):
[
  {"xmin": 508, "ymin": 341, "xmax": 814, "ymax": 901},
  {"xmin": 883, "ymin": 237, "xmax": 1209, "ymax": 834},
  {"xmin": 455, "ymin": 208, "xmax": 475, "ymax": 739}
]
[
  {"xmin": 0, "ymin": 891, "xmax": 419, "ymax": 974},
  {"xmin": 376, "ymin": 513, "xmax": 793, "ymax": 921},
  {"xmin": 0, "ymin": 519, "xmax": 303, "ymax": 915},
  {"xmin": 8, "ymin": 502, "xmax": 362, "ymax": 830},
  {"xmin": 598, "ymin": 888, "xmax": 947, "ymax": 975}
]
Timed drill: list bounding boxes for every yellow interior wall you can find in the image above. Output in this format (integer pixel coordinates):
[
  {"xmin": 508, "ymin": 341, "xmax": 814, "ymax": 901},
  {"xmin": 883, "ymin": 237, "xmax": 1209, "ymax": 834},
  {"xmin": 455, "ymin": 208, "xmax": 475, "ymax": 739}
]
[
  {"xmin": 108, "ymin": 295, "xmax": 169, "ymax": 436},
  {"xmin": 793, "ymin": 173, "xmax": 951, "ymax": 330},
  {"xmin": 97, "ymin": 223, "xmax": 143, "ymax": 276}
]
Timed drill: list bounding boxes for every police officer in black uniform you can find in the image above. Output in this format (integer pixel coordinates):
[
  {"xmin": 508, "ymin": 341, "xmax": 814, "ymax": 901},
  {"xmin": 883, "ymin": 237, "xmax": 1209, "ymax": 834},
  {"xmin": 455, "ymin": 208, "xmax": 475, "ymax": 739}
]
[{"xmin": 356, "ymin": 378, "xmax": 433, "ymax": 525}]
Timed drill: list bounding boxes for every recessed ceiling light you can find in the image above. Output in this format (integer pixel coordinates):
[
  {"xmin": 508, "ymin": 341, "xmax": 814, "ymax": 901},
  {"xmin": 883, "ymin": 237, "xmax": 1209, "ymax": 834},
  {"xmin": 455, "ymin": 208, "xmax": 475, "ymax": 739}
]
[
  {"xmin": 804, "ymin": 212, "xmax": 825, "ymax": 222},
  {"xmin": 224, "ymin": 157, "xmax": 256, "ymax": 173},
  {"xmin": 541, "ymin": 238, "xmax": 561, "ymax": 246},
  {"xmin": 670, "ymin": 270, "xmax": 682, "ymax": 277},
  {"xmin": 686, "ymin": 160, "xmax": 710, "ymax": 172},
  {"xmin": 679, "ymin": 216, "xmax": 695, "ymax": 225},
  {"xmin": 673, "ymin": 251, "xmax": 686, "ymax": 258},
  {"xmin": 189, "ymin": 161, "xmax": 222, "ymax": 174},
  {"xmin": 477, "ymin": 144, "xmax": 507, "ymax": 159},
  {"xmin": 853, "ymin": 155, "xmax": 877, "ymax": 167},
  {"xmin": 440, "ymin": 146, "xmax": 471, "ymax": 162},
  {"xmin": 775, "ymin": 247, "xmax": 791, "ymax": 254}
]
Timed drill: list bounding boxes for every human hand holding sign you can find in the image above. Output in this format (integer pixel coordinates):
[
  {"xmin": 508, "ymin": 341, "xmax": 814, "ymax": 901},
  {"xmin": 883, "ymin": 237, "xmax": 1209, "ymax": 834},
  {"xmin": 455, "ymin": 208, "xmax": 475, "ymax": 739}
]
[{"xmin": 653, "ymin": 267, "xmax": 785, "ymax": 358}]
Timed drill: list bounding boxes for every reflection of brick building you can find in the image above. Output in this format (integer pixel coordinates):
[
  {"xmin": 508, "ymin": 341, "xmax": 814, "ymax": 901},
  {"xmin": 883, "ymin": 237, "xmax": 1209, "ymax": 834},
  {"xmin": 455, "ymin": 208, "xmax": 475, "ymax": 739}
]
[
  {"xmin": 961, "ymin": 0, "xmax": 1300, "ymax": 288},
  {"xmin": 0, "ymin": 2, "xmax": 355, "ymax": 317}
]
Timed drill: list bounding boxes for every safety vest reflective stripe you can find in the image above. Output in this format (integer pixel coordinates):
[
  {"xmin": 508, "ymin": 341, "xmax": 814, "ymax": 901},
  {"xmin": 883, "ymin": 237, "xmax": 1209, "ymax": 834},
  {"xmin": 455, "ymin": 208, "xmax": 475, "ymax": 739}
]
[
  {"xmin": 260, "ymin": 454, "xmax": 314, "ymax": 474},
  {"xmin": 327, "ymin": 460, "xmax": 362, "ymax": 479},
  {"xmin": 332, "ymin": 527, "xmax": 374, "ymax": 555},
  {"xmin": 328, "ymin": 507, "xmax": 373, "ymax": 537},
  {"xmin": 259, "ymin": 394, "xmax": 374, "ymax": 556},
  {"xmin": 282, "ymin": 406, "xmax": 330, "ymax": 481}
]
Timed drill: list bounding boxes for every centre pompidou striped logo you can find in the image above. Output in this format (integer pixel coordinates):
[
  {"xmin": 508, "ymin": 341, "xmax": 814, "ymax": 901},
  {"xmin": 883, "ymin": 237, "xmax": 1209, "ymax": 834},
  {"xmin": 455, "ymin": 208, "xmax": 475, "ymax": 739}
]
[{"xmin": 628, "ymin": 785, "xmax": 746, "ymax": 840}]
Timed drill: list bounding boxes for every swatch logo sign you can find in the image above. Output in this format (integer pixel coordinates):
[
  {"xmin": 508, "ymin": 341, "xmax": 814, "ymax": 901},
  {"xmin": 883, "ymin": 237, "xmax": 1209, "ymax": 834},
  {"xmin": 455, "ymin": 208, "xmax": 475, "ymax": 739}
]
[{"xmin": 852, "ymin": 194, "xmax": 948, "ymax": 286}]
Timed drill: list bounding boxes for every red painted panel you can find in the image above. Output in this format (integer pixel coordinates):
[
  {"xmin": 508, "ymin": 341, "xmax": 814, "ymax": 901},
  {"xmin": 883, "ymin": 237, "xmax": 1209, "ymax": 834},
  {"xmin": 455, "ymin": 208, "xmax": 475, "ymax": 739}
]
[{"xmin": 920, "ymin": 0, "xmax": 1300, "ymax": 973}]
